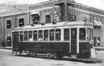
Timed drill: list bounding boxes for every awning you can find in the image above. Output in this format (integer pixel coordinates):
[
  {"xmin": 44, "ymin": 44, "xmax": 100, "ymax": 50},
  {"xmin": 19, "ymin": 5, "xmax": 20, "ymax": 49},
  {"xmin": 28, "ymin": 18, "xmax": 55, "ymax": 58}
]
[
  {"xmin": 98, "ymin": 21, "xmax": 104, "ymax": 26},
  {"xmin": 94, "ymin": 20, "xmax": 104, "ymax": 26}
]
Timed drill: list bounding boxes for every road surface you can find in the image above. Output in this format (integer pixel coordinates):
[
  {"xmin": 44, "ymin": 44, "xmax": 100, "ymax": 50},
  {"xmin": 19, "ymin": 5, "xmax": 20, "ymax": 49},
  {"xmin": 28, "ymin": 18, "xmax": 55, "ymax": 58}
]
[{"xmin": 0, "ymin": 49, "xmax": 103, "ymax": 66}]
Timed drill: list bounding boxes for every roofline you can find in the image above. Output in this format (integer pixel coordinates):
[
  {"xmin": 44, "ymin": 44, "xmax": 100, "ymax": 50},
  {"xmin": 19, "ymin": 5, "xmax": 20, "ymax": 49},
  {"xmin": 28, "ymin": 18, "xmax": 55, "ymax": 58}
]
[{"xmin": 0, "ymin": 0, "xmax": 104, "ymax": 17}]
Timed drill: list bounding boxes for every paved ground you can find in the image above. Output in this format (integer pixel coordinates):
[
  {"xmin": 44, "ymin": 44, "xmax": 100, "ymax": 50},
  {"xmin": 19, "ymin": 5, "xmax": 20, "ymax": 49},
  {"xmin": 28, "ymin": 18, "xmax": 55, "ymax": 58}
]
[{"xmin": 0, "ymin": 49, "xmax": 104, "ymax": 66}]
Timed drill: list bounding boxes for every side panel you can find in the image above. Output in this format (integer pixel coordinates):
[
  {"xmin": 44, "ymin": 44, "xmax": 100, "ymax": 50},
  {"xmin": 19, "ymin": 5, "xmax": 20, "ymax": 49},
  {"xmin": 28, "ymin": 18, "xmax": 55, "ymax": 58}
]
[
  {"xmin": 13, "ymin": 42, "xmax": 70, "ymax": 56},
  {"xmin": 79, "ymin": 42, "xmax": 91, "ymax": 58}
]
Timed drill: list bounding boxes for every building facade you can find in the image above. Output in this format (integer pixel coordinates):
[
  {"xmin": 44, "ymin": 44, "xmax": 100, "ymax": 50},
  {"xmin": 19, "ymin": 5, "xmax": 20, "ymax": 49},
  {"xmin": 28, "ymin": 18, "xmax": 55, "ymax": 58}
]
[{"xmin": 0, "ymin": 0, "xmax": 104, "ymax": 48}]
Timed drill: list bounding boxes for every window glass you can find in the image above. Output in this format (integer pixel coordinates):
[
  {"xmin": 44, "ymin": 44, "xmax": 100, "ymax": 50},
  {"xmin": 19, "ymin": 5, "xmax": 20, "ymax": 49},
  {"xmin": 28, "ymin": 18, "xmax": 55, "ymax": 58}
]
[
  {"xmin": 20, "ymin": 31, "xmax": 23, "ymax": 41},
  {"xmin": 19, "ymin": 18, "xmax": 24, "ymax": 26},
  {"xmin": 7, "ymin": 20, "xmax": 11, "ymax": 29},
  {"xmin": 87, "ymin": 28, "xmax": 91, "ymax": 40},
  {"xmin": 24, "ymin": 31, "xmax": 28, "ymax": 41},
  {"xmin": 29, "ymin": 31, "xmax": 33, "ymax": 41},
  {"xmin": 33, "ymin": 31, "xmax": 37, "ymax": 41},
  {"xmin": 64, "ymin": 28, "xmax": 69, "ymax": 41},
  {"xmin": 56, "ymin": 29, "xmax": 61, "ymax": 41},
  {"xmin": 79, "ymin": 28, "xmax": 86, "ymax": 40},
  {"xmin": 44, "ymin": 30, "xmax": 48, "ymax": 41},
  {"xmin": 50, "ymin": 29, "xmax": 54, "ymax": 41},
  {"xmin": 38, "ymin": 30, "xmax": 43, "ymax": 41}
]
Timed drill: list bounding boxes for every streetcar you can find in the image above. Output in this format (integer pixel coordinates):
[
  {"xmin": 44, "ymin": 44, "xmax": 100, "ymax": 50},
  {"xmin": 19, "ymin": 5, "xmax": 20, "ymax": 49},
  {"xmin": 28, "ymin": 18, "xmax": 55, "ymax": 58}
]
[{"xmin": 12, "ymin": 21, "xmax": 93, "ymax": 59}]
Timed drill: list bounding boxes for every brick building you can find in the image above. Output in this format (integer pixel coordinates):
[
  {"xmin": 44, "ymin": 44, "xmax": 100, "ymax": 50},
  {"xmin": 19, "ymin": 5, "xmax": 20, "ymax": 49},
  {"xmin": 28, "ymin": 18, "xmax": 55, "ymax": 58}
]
[{"xmin": 0, "ymin": 0, "xmax": 104, "ymax": 48}]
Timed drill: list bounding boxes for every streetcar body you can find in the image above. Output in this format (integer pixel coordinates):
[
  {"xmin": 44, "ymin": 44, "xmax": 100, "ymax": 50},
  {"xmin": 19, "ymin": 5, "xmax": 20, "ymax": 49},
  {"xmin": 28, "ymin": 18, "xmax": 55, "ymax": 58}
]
[{"xmin": 12, "ymin": 21, "xmax": 93, "ymax": 58}]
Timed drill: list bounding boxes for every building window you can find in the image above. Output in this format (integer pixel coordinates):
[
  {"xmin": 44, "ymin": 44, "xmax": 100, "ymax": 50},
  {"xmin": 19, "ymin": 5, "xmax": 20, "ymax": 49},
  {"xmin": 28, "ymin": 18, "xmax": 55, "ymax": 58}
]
[
  {"xmin": 19, "ymin": 18, "xmax": 24, "ymax": 26},
  {"xmin": 33, "ymin": 31, "xmax": 37, "ymax": 41},
  {"xmin": 79, "ymin": 28, "xmax": 86, "ymax": 40},
  {"xmin": 97, "ymin": 37, "xmax": 100, "ymax": 46},
  {"xmin": 6, "ymin": 36, "xmax": 11, "ymax": 46},
  {"xmin": 56, "ymin": 29, "xmax": 61, "ymax": 41},
  {"xmin": 20, "ymin": 31, "xmax": 23, "ymax": 41},
  {"xmin": 94, "ymin": 37, "xmax": 100, "ymax": 47},
  {"xmin": 32, "ymin": 14, "xmax": 40, "ymax": 24},
  {"xmin": 64, "ymin": 28, "xmax": 69, "ymax": 41},
  {"xmin": 46, "ymin": 14, "xmax": 51, "ymax": 23},
  {"xmin": 6, "ymin": 20, "xmax": 11, "ymax": 29},
  {"xmin": 44, "ymin": 30, "xmax": 48, "ymax": 41},
  {"xmin": 50, "ymin": 29, "xmax": 54, "ymax": 41},
  {"xmin": 94, "ymin": 37, "xmax": 96, "ymax": 46}
]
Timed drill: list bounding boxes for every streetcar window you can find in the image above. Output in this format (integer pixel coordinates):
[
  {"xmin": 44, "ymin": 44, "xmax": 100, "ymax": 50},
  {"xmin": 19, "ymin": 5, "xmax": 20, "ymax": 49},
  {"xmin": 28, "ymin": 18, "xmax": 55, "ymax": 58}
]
[
  {"xmin": 56, "ymin": 29, "xmax": 61, "ymax": 41},
  {"xmin": 29, "ymin": 31, "xmax": 33, "ymax": 41},
  {"xmin": 33, "ymin": 31, "xmax": 37, "ymax": 41},
  {"xmin": 24, "ymin": 31, "xmax": 28, "ymax": 41},
  {"xmin": 20, "ymin": 31, "xmax": 23, "ymax": 41},
  {"xmin": 87, "ymin": 28, "xmax": 91, "ymax": 40},
  {"xmin": 38, "ymin": 30, "xmax": 43, "ymax": 41},
  {"xmin": 64, "ymin": 28, "xmax": 69, "ymax": 41},
  {"xmin": 44, "ymin": 30, "xmax": 48, "ymax": 41},
  {"xmin": 79, "ymin": 28, "xmax": 86, "ymax": 40},
  {"xmin": 50, "ymin": 29, "xmax": 54, "ymax": 41}
]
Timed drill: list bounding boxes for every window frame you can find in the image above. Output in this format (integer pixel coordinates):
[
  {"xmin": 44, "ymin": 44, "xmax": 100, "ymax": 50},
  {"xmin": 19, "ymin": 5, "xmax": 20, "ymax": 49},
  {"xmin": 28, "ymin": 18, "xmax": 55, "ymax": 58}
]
[
  {"xmin": 44, "ymin": 30, "xmax": 49, "ymax": 41},
  {"xmin": 28, "ymin": 31, "xmax": 33, "ymax": 41},
  {"xmin": 24, "ymin": 31, "xmax": 28, "ymax": 41},
  {"xmin": 33, "ymin": 30, "xmax": 38, "ymax": 41},
  {"xmin": 20, "ymin": 31, "xmax": 24, "ymax": 42},
  {"xmin": 79, "ymin": 28, "xmax": 86, "ymax": 40},
  {"xmin": 6, "ymin": 20, "xmax": 11, "ymax": 29},
  {"xmin": 55, "ymin": 29, "xmax": 61, "ymax": 41},
  {"xmin": 45, "ymin": 14, "xmax": 51, "ymax": 23},
  {"xmin": 19, "ymin": 18, "xmax": 24, "ymax": 27},
  {"xmin": 64, "ymin": 28, "xmax": 70, "ymax": 41},
  {"xmin": 87, "ymin": 28, "xmax": 91, "ymax": 41},
  {"xmin": 38, "ymin": 30, "xmax": 43, "ymax": 41},
  {"xmin": 49, "ymin": 29, "xmax": 55, "ymax": 41}
]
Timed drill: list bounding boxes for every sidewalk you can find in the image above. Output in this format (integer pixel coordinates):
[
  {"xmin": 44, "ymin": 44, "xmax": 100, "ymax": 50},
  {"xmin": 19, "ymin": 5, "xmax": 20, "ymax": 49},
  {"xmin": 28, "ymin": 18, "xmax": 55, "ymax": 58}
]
[{"xmin": 0, "ymin": 47, "xmax": 12, "ymax": 50}]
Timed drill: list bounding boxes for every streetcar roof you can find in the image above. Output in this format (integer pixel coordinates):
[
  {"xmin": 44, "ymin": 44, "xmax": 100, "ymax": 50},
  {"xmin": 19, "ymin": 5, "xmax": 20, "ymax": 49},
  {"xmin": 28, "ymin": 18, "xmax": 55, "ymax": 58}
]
[{"xmin": 13, "ymin": 21, "xmax": 93, "ymax": 31}]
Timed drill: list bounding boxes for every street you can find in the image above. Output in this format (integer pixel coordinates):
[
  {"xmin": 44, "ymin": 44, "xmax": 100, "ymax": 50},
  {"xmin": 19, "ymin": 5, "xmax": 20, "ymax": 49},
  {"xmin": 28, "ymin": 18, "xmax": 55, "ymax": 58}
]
[{"xmin": 0, "ymin": 49, "xmax": 103, "ymax": 66}]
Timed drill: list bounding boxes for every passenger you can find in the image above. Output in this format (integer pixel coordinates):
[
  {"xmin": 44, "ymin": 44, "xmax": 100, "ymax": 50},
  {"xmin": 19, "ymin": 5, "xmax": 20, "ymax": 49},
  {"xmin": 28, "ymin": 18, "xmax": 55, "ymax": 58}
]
[
  {"xmin": 39, "ymin": 37, "xmax": 43, "ymax": 41},
  {"xmin": 44, "ymin": 38, "xmax": 48, "ymax": 41},
  {"xmin": 29, "ymin": 38, "xmax": 33, "ymax": 41}
]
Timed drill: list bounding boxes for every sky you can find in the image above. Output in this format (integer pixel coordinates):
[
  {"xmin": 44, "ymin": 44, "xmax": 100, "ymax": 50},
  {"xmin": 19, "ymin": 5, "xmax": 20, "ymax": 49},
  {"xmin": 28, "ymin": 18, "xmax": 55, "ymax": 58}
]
[{"xmin": 0, "ymin": 0, "xmax": 104, "ymax": 10}]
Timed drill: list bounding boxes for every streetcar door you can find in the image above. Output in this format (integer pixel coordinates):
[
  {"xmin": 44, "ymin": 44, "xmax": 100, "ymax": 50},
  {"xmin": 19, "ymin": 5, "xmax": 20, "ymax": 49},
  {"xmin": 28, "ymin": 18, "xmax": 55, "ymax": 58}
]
[
  {"xmin": 12, "ymin": 32, "xmax": 19, "ymax": 46},
  {"xmin": 71, "ymin": 28, "xmax": 77, "ymax": 54}
]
